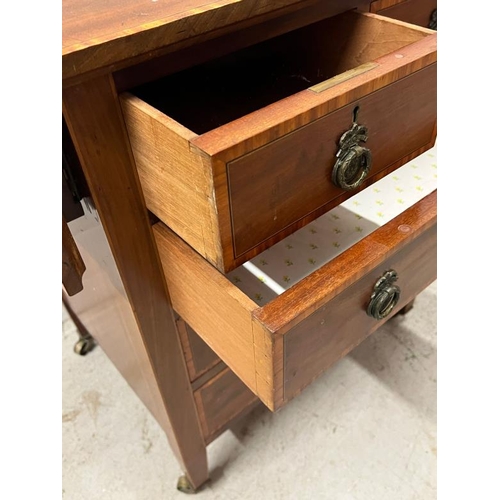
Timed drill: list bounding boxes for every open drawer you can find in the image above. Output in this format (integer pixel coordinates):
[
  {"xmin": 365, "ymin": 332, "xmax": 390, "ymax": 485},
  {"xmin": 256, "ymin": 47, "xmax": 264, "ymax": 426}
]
[
  {"xmin": 153, "ymin": 151, "xmax": 437, "ymax": 411},
  {"xmin": 370, "ymin": 0, "xmax": 437, "ymax": 30},
  {"xmin": 121, "ymin": 10, "xmax": 437, "ymax": 273}
]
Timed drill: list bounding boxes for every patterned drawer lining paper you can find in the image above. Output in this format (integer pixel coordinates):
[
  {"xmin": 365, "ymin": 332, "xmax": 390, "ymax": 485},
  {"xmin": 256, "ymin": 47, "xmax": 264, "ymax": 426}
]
[{"xmin": 226, "ymin": 146, "xmax": 437, "ymax": 305}]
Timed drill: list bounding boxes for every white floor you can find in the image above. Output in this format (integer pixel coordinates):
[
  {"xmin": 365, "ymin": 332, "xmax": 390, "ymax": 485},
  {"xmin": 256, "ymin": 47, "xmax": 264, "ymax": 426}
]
[{"xmin": 62, "ymin": 281, "xmax": 436, "ymax": 500}]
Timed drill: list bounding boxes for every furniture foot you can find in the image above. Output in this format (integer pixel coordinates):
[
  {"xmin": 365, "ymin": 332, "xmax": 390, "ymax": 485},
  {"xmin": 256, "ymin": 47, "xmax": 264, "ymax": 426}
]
[
  {"xmin": 63, "ymin": 292, "xmax": 98, "ymax": 356},
  {"xmin": 74, "ymin": 335, "xmax": 97, "ymax": 356},
  {"xmin": 177, "ymin": 475, "xmax": 198, "ymax": 494},
  {"xmin": 398, "ymin": 299, "xmax": 415, "ymax": 316}
]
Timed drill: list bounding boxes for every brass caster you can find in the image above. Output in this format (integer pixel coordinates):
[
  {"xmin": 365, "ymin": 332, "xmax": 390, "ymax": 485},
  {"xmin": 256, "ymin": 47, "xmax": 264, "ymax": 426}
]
[
  {"xmin": 177, "ymin": 475, "xmax": 196, "ymax": 494},
  {"xmin": 73, "ymin": 336, "xmax": 96, "ymax": 356}
]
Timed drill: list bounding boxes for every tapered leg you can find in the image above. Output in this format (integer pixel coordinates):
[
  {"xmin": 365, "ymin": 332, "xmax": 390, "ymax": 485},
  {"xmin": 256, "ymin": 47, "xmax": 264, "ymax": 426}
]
[{"xmin": 63, "ymin": 74, "xmax": 209, "ymax": 490}]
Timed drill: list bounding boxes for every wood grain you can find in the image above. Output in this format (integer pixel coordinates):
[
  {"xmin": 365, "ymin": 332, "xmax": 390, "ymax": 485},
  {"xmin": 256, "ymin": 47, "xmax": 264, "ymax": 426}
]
[
  {"xmin": 177, "ymin": 318, "xmax": 221, "ymax": 382},
  {"xmin": 155, "ymin": 218, "xmax": 280, "ymax": 409},
  {"xmin": 121, "ymin": 94, "xmax": 223, "ymax": 269},
  {"xmin": 63, "ymin": 0, "xmax": 368, "ymax": 82},
  {"xmin": 64, "ymin": 207, "xmax": 172, "ymax": 432},
  {"xmin": 135, "ymin": 10, "xmax": 430, "ymax": 142},
  {"xmin": 154, "ymin": 191, "xmax": 436, "ymax": 410},
  {"xmin": 371, "ymin": 0, "xmax": 437, "ymax": 28},
  {"xmin": 228, "ymin": 63, "xmax": 436, "ymax": 257},
  {"xmin": 193, "ymin": 366, "xmax": 259, "ymax": 443},
  {"xmin": 252, "ymin": 320, "xmax": 285, "ymax": 411},
  {"xmin": 62, "ymin": 216, "xmax": 86, "ymax": 296},
  {"xmin": 227, "ymin": 142, "xmax": 434, "ymax": 269},
  {"xmin": 114, "ymin": 0, "xmax": 370, "ymax": 92},
  {"xmin": 153, "ymin": 223, "xmax": 259, "ymax": 395},
  {"xmin": 254, "ymin": 190, "xmax": 437, "ymax": 335},
  {"xmin": 63, "ymin": 75, "xmax": 208, "ymax": 488},
  {"xmin": 191, "ymin": 361, "xmax": 228, "ymax": 392},
  {"xmin": 131, "ymin": 10, "xmax": 427, "ymax": 135},
  {"xmin": 126, "ymin": 11, "xmax": 436, "ymax": 272},
  {"xmin": 283, "ymin": 220, "xmax": 436, "ymax": 401},
  {"xmin": 192, "ymin": 13, "xmax": 436, "ymax": 158}
]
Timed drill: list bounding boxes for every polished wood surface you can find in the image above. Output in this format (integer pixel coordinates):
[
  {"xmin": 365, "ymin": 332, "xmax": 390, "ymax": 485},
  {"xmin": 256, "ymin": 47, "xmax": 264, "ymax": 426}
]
[
  {"xmin": 114, "ymin": 0, "xmax": 369, "ymax": 92},
  {"xmin": 63, "ymin": 75, "xmax": 208, "ymax": 488},
  {"xmin": 123, "ymin": 11, "xmax": 436, "ymax": 272},
  {"xmin": 255, "ymin": 191, "xmax": 437, "ymax": 335},
  {"xmin": 63, "ymin": 0, "xmax": 367, "ymax": 82},
  {"xmin": 131, "ymin": 11, "xmax": 427, "ymax": 135},
  {"xmin": 154, "ymin": 221, "xmax": 259, "ymax": 396},
  {"xmin": 283, "ymin": 220, "xmax": 436, "ymax": 401},
  {"xmin": 194, "ymin": 366, "xmax": 259, "ymax": 443},
  {"xmin": 63, "ymin": 0, "xmax": 437, "ymax": 488},
  {"xmin": 121, "ymin": 94, "xmax": 224, "ymax": 269},
  {"xmin": 62, "ymin": 217, "xmax": 86, "ymax": 296},
  {"xmin": 191, "ymin": 14, "xmax": 435, "ymax": 158},
  {"xmin": 224, "ymin": 143, "xmax": 435, "ymax": 269},
  {"xmin": 154, "ymin": 191, "xmax": 437, "ymax": 410},
  {"xmin": 371, "ymin": 0, "xmax": 436, "ymax": 28},
  {"xmin": 177, "ymin": 319, "xmax": 221, "ymax": 383},
  {"xmin": 229, "ymin": 63, "xmax": 436, "ymax": 257},
  {"xmin": 64, "ymin": 207, "xmax": 171, "ymax": 428}
]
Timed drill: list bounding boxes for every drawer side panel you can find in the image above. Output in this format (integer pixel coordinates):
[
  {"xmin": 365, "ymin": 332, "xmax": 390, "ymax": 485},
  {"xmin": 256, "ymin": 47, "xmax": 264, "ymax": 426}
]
[
  {"xmin": 194, "ymin": 367, "xmax": 259, "ymax": 443},
  {"xmin": 121, "ymin": 93, "xmax": 224, "ymax": 269},
  {"xmin": 371, "ymin": 0, "xmax": 437, "ymax": 29},
  {"xmin": 153, "ymin": 223, "xmax": 259, "ymax": 395}
]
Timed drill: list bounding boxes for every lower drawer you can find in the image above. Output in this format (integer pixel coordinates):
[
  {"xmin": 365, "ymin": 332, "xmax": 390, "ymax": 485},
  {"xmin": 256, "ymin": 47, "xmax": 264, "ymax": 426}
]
[
  {"xmin": 155, "ymin": 156, "xmax": 437, "ymax": 411},
  {"xmin": 177, "ymin": 318, "xmax": 220, "ymax": 382},
  {"xmin": 194, "ymin": 366, "xmax": 259, "ymax": 443}
]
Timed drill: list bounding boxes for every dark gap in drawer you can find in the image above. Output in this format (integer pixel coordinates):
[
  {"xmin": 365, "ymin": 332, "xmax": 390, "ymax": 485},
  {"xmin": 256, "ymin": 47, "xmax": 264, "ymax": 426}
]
[{"xmin": 131, "ymin": 11, "xmax": 426, "ymax": 135}]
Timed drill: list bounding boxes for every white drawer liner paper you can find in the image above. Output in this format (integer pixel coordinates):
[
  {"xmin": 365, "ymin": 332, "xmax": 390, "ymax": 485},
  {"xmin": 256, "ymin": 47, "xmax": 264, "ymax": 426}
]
[{"xmin": 226, "ymin": 146, "xmax": 437, "ymax": 305}]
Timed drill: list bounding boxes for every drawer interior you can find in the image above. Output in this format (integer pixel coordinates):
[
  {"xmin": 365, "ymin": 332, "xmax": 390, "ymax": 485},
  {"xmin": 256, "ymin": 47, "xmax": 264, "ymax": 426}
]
[
  {"xmin": 227, "ymin": 146, "xmax": 437, "ymax": 305},
  {"xmin": 153, "ymin": 147, "xmax": 437, "ymax": 409},
  {"xmin": 132, "ymin": 11, "xmax": 430, "ymax": 135}
]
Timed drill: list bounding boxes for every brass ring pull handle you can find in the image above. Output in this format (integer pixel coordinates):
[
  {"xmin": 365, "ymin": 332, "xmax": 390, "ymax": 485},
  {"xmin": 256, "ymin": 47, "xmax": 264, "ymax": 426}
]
[
  {"xmin": 366, "ymin": 270, "xmax": 401, "ymax": 320},
  {"xmin": 332, "ymin": 121, "xmax": 372, "ymax": 190}
]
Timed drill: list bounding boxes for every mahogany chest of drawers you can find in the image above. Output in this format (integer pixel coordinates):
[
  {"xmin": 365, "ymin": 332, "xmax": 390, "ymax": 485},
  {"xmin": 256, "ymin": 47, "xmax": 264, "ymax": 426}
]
[{"xmin": 62, "ymin": 0, "xmax": 437, "ymax": 492}]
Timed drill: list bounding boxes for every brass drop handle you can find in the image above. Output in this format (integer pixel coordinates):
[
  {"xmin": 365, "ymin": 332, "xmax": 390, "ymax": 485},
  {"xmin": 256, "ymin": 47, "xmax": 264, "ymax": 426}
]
[
  {"xmin": 366, "ymin": 270, "xmax": 401, "ymax": 320},
  {"xmin": 332, "ymin": 120, "xmax": 372, "ymax": 191}
]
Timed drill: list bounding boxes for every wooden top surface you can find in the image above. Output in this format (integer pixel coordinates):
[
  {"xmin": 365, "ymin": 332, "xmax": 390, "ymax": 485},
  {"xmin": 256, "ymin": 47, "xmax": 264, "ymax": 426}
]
[{"xmin": 62, "ymin": 0, "xmax": 325, "ymax": 82}]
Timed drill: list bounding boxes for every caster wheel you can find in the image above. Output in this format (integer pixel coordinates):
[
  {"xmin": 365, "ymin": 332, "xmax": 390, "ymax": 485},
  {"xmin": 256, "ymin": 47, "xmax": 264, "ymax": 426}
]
[
  {"xmin": 177, "ymin": 475, "xmax": 196, "ymax": 494},
  {"xmin": 74, "ymin": 337, "xmax": 96, "ymax": 356}
]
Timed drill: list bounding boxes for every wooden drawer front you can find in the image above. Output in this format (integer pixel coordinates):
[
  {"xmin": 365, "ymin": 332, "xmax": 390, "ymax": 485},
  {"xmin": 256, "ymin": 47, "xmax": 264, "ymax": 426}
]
[
  {"xmin": 122, "ymin": 11, "xmax": 436, "ymax": 273},
  {"xmin": 371, "ymin": 0, "xmax": 437, "ymax": 29},
  {"xmin": 228, "ymin": 64, "xmax": 436, "ymax": 257},
  {"xmin": 153, "ymin": 191, "xmax": 437, "ymax": 411},
  {"xmin": 283, "ymin": 222, "xmax": 436, "ymax": 401},
  {"xmin": 177, "ymin": 319, "xmax": 221, "ymax": 382},
  {"xmin": 194, "ymin": 366, "xmax": 258, "ymax": 443}
]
